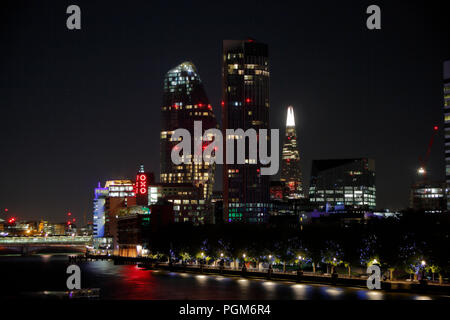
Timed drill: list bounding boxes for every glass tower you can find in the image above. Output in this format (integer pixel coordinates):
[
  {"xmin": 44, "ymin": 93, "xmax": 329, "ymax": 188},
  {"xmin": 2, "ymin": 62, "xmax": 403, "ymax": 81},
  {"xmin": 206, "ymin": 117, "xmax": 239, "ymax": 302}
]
[
  {"xmin": 222, "ymin": 39, "xmax": 271, "ymax": 223},
  {"xmin": 280, "ymin": 106, "xmax": 303, "ymax": 198},
  {"xmin": 160, "ymin": 61, "xmax": 217, "ymax": 202}
]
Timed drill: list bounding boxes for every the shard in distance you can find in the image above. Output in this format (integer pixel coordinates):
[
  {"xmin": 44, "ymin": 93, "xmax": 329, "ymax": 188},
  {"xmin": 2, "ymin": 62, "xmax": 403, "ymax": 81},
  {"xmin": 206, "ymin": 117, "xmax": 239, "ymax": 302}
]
[{"xmin": 280, "ymin": 106, "xmax": 303, "ymax": 199}]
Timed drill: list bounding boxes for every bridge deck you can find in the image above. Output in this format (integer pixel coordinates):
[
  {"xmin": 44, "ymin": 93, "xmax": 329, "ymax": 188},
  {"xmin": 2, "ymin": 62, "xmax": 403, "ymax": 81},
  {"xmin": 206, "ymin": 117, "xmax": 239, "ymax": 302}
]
[{"xmin": 0, "ymin": 236, "xmax": 92, "ymax": 245}]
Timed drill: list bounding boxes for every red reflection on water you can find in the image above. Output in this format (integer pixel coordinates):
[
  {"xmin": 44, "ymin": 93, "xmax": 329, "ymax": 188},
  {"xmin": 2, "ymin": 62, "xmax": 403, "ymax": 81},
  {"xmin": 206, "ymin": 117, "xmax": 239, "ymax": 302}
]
[{"xmin": 113, "ymin": 265, "xmax": 157, "ymax": 299}]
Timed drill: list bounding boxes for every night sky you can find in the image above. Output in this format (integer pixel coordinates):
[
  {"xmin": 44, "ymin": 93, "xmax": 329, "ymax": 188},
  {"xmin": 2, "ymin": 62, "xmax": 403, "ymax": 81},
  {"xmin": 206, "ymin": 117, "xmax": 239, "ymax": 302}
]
[{"xmin": 1, "ymin": 0, "xmax": 449, "ymax": 223}]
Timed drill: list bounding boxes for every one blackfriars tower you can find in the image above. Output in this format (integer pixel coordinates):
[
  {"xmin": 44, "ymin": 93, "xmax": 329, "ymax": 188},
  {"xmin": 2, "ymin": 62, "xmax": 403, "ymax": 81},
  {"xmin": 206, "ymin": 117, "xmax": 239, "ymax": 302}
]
[
  {"xmin": 160, "ymin": 61, "xmax": 218, "ymax": 202},
  {"xmin": 280, "ymin": 106, "xmax": 303, "ymax": 198}
]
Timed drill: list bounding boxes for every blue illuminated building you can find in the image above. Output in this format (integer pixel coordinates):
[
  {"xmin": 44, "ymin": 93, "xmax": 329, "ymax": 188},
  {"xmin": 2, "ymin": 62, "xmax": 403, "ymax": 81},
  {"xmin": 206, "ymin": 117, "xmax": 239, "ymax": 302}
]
[{"xmin": 93, "ymin": 182, "xmax": 108, "ymax": 238}]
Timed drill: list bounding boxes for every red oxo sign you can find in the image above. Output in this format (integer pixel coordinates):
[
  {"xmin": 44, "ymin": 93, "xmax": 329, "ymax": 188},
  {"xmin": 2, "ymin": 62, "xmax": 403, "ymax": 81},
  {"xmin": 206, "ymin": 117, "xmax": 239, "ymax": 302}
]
[{"xmin": 135, "ymin": 174, "xmax": 148, "ymax": 195}]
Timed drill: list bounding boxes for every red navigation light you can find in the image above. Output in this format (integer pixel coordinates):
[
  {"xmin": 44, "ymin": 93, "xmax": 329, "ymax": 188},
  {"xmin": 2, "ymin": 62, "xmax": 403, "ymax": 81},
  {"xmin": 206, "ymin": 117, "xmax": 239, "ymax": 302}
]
[
  {"xmin": 245, "ymin": 98, "xmax": 251, "ymax": 103},
  {"xmin": 221, "ymin": 101, "xmax": 225, "ymax": 107},
  {"xmin": 4, "ymin": 208, "xmax": 8, "ymax": 212},
  {"xmin": 68, "ymin": 212, "xmax": 71, "ymax": 216},
  {"xmin": 434, "ymin": 126, "xmax": 438, "ymax": 131},
  {"xmin": 73, "ymin": 218, "xmax": 76, "ymax": 222}
]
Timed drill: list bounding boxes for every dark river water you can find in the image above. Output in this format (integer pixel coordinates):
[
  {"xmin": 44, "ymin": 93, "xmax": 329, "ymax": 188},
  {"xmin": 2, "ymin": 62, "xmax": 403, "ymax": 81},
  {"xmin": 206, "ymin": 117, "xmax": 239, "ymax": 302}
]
[{"xmin": 1, "ymin": 255, "xmax": 448, "ymax": 300}]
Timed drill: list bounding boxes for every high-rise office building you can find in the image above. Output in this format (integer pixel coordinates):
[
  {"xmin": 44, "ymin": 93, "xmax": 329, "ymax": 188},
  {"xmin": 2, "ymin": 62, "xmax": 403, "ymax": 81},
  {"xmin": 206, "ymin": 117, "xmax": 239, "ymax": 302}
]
[
  {"xmin": 309, "ymin": 158, "xmax": 376, "ymax": 210},
  {"xmin": 280, "ymin": 106, "xmax": 303, "ymax": 199},
  {"xmin": 222, "ymin": 39, "xmax": 271, "ymax": 223},
  {"xmin": 444, "ymin": 60, "xmax": 450, "ymax": 210},
  {"xmin": 93, "ymin": 182, "xmax": 108, "ymax": 238},
  {"xmin": 160, "ymin": 61, "xmax": 217, "ymax": 203}
]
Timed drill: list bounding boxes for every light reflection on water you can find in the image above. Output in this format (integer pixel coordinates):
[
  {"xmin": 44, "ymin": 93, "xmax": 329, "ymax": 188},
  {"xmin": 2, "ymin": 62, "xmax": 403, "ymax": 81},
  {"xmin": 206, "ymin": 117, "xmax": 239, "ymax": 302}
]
[{"xmin": 0, "ymin": 256, "xmax": 446, "ymax": 300}]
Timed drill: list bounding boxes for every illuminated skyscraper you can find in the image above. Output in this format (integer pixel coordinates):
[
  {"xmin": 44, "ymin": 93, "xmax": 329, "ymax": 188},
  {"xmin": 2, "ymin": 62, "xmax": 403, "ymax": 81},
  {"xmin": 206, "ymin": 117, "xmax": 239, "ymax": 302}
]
[
  {"xmin": 444, "ymin": 60, "xmax": 450, "ymax": 210},
  {"xmin": 280, "ymin": 106, "xmax": 303, "ymax": 198},
  {"xmin": 160, "ymin": 61, "xmax": 217, "ymax": 204},
  {"xmin": 93, "ymin": 182, "xmax": 108, "ymax": 238},
  {"xmin": 222, "ymin": 39, "xmax": 271, "ymax": 223}
]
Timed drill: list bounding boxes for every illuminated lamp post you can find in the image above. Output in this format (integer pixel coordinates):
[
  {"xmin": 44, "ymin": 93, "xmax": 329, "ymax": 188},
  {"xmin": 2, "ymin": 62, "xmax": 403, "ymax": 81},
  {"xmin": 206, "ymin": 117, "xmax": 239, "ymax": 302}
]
[
  {"xmin": 420, "ymin": 260, "xmax": 427, "ymax": 286},
  {"xmin": 219, "ymin": 253, "xmax": 225, "ymax": 272},
  {"xmin": 267, "ymin": 255, "xmax": 273, "ymax": 279},
  {"xmin": 241, "ymin": 253, "xmax": 247, "ymax": 274},
  {"xmin": 297, "ymin": 256, "xmax": 304, "ymax": 281}
]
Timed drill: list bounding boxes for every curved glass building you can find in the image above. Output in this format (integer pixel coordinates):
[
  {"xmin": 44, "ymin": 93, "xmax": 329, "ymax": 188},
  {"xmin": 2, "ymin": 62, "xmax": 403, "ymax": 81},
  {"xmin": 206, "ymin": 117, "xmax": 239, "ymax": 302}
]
[{"xmin": 160, "ymin": 62, "xmax": 218, "ymax": 222}]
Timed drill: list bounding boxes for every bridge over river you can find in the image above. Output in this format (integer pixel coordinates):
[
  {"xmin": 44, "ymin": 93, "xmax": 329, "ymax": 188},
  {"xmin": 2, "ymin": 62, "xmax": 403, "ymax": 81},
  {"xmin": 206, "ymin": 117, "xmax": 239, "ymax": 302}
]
[{"xmin": 0, "ymin": 236, "xmax": 92, "ymax": 255}]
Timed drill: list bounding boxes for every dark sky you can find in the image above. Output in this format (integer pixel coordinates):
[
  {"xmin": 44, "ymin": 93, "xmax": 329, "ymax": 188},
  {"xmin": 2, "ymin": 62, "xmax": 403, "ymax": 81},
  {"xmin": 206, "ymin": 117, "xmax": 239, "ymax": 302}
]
[{"xmin": 1, "ymin": 0, "xmax": 449, "ymax": 223}]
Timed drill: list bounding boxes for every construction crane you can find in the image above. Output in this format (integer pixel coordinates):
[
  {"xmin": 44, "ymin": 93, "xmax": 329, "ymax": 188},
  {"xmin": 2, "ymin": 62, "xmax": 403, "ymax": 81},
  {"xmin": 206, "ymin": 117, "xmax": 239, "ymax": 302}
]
[{"xmin": 417, "ymin": 125, "xmax": 439, "ymax": 182}]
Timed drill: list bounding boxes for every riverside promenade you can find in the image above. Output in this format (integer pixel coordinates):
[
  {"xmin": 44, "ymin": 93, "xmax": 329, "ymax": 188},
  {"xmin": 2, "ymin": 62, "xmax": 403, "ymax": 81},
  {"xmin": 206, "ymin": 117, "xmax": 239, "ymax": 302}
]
[{"xmin": 75, "ymin": 255, "xmax": 450, "ymax": 296}]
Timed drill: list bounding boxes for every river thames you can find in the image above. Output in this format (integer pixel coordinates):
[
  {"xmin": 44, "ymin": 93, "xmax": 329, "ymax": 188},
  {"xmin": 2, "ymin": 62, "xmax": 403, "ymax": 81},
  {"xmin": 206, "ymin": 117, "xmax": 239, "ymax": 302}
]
[{"xmin": 1, "ymin": 255, "xmax": 448, "ymax": 300}]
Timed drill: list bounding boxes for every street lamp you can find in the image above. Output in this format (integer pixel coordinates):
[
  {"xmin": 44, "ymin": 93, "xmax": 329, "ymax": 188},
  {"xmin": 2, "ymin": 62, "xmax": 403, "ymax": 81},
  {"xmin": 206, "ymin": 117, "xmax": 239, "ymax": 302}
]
[
  {"xmin": 420, "ymin": 260, "xmax": 427, "ymax": 283},
  {"xmin": 220, "ymin": 253, "xmax": 224, "ymax": 257}
]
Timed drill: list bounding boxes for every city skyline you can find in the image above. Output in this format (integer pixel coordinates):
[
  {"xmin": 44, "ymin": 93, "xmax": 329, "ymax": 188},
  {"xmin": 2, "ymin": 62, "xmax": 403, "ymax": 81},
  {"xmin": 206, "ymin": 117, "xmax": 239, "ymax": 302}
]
[{"xmin": 1, "ymin": 1, "xmax": 450, "ymax": 222}]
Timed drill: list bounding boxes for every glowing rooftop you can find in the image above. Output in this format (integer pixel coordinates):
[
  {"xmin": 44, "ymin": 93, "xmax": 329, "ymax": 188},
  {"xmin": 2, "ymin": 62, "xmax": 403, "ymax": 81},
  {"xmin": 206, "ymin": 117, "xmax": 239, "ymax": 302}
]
[{"xmin": 286, "ymin": 106, "xmax": 295, "ymax": 127}]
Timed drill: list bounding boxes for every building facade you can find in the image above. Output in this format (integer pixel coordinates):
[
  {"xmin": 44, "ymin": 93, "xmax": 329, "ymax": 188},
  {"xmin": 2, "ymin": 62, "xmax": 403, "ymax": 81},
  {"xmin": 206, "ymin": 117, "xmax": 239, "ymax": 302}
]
[
  {"xmin": 91, "ymin": 180, "xmax": 136, "ymax": 253},
  {"xmin": 309, "ymin": 158, "xmax": 376, "ymax": 210},
  {"xmin": 410, "ymin": 182, "xmax": 446, "ymax": 213},
  {"xmin": 160, "ymin": 61, "xmax": 218, "ymax": 204},
  {"xmin": 93, "ymin": 182, "xmax": 108, "ymax": 238},
  {"xmin": 222, "ymin": 39, "xmax": 271, "ymax": 223},
  {"xmin": 280, "ymin": 106, "xmax": 303, "ymax": 199},
  {"xmin": 444, "ymin": 60, "xmax": 450, "ymax": 210},
  {"xmin": 117, "ymin": 205, "xmax": 151, "ymax": 257},
  {"xmin": 148, "ymin": 183, "xmax": 205, "ymax": 224}
]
